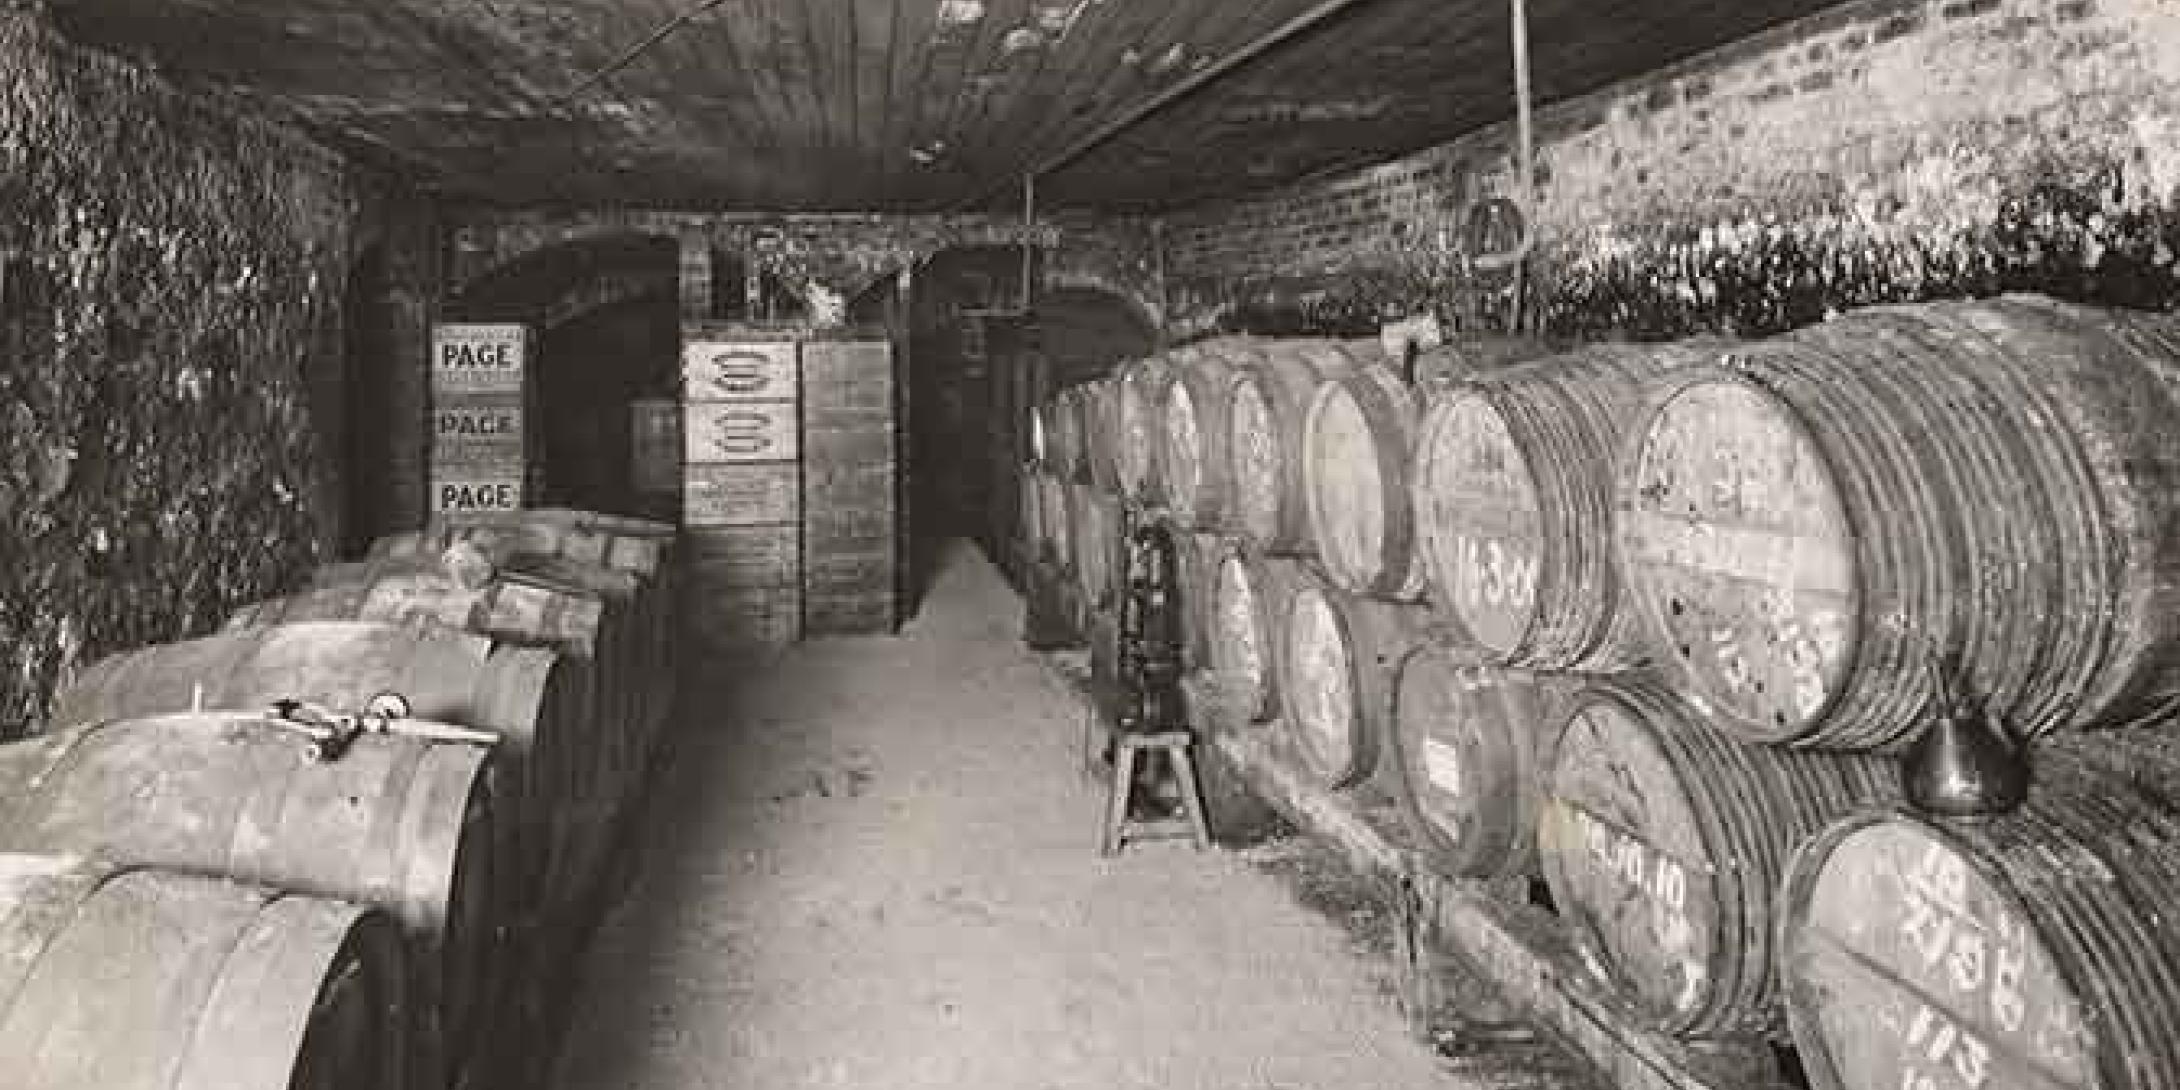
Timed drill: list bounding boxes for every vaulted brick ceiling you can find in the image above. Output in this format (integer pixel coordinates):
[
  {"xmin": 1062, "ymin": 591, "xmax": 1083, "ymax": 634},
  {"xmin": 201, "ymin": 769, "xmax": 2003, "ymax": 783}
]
[{"xmin": 50, "ymin": 0, "xmax": 1847, "ymax": 213}]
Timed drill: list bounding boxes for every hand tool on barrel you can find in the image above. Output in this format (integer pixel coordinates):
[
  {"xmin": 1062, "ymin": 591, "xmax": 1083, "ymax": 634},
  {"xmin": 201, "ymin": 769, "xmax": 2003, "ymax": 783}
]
[{"xmin": 264, "ymin": 692, "xmax": 499, "ymax": 763}]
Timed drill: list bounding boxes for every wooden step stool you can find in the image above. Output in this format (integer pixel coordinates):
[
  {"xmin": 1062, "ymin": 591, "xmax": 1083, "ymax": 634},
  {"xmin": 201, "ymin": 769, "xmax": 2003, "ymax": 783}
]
[{"xmin": 1100, "ymin": 730, "xmax": 1212, "ymax": 856}]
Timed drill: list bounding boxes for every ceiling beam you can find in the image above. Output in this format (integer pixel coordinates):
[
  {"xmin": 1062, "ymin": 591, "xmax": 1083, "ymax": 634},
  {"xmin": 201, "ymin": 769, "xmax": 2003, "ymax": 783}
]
[{"xmin": 950, "ymin": 0, "xmax": 1383, "ymax": 211}]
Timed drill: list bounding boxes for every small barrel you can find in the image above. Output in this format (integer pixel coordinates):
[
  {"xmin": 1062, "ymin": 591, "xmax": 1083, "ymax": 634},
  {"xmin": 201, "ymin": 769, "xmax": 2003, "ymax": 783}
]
[
  {"xmin": 1069, "ymin": 482, "xmax": 1124, "ymax": 613},
  {"xmin": 1781, "ymin": 757, "xmax": 2180, "ymax": 1090},
  {"xmin": 1536, "ymin": 679, "xmax": 1897, "ymax": 1037},
  {"xmin": 0, "ymin": 715, "xmax": 497, "ymax": 1090},
  {"xmin": 1617, "ymin": 294, "xmax": 2180, "ymax": 748},
  {"xmin": 1161, "ymin": 337, "xmax": 1264, "ymax": 530},
  {"xmin": 1412, "ymin": 341, "xmax": 1720, "ymax": 669},
  {"xmin": 1303, "ymin": 360, "xmax": 1425, "ymax": 598},
  {"xmin": 1226, "ymin": 340, "xmax": 1363, "ymax": 555},
  {"xmin": 0, "ymin": 853, "xmax": 409, "ymax": 1090},
  {"xmin": 1277, "ymin": 575, "xmax": 1433, "ymax": 789},
  {"xmin": 1206, "ymin": 547, "xmax": 1310, "ymax": 731},
  {"xmin": 1387, "ymin": 649, "xmax": 1578, "ymax": 884},
  {"xmin": 1117, "ymin": 354, "xmax": 1180, "ymax": 503},
  {"xmin": 1080, "ymin": 376, "xmax": 1125, "ymax": 493}
]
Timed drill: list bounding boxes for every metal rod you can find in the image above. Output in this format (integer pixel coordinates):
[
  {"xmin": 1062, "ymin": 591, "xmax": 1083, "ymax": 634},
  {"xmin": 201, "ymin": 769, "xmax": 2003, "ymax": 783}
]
[
  {"xmin": 1020, "ymin": 173, "xmax": 1036, "ymax": 309},
  {"xmin": 1508, "ymin": 0, "xmax": 1534, "ymax": 332},
  {"xmin": 954, "ymin": 0, "xmax": 1380, "ymax": 210},
  {"xmin": 556, "ymin": 0, "xmax": 741, "ymax": 103}
]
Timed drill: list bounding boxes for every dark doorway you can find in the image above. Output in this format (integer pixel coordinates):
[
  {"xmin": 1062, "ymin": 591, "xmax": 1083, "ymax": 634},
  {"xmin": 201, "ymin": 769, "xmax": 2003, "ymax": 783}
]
[
  {"xmin": 892, "ymin": 247, "xmax": 1158, "ymax": 617},
  {"xmin": 533, "ymin": 290, "xmax": 681, "ymax": 520},
  {"xmin": 339, "ymin": 245, "xmax": 395, "ymax": 558}
]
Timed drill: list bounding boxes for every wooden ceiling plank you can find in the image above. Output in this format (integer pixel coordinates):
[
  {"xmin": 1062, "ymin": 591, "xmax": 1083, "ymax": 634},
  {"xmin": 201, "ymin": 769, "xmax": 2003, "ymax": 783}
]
[
  {"xmin": 901, "ymin": 0, "xmax": 1019, "ymax": 209},
  {"xmin": 774, "ymin": 0, "xmax": 838, "ymax": 193},
  {"xmin": 965, "ymin": 0, "xmax": 1244, "ymax": 202},
  {"xmin": 924, "ymin": 0, "xmax": 1035, "ymax": 193},
  {"xmin": 712, "ymin": 0, "xmax": 816, "ymax": 206},
  {"xmin": 629, "ymin": 2, "xmax": 774, "ymax": 186},
  {"xmin": 947, "ymin": 0, "xmax": 1152, "ymax": 185},
  {"xmin": 847, "ymin": 0, "xmax": 899, "ymax": 200},
  {"xmin": 1046, "ymin": 0, "xmax": 1477, "ymax": 208},
  {"xmin": 876, "ymin": 0, "xmax": 947, "ymax": 204}
]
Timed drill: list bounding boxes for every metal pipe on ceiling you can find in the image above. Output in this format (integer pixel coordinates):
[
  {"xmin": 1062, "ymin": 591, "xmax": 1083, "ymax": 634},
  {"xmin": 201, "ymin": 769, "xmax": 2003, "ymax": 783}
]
[
  {"xmin": 952, "ymin": 0, "xmax": 1382, "ymax": 211},
  {"xmin": 555, "ymin": 0, "xmax": 742, "ymax": 103}
]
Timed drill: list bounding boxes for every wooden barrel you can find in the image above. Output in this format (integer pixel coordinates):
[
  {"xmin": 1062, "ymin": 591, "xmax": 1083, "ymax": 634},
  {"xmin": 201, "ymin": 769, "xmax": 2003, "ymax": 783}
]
[
  {"xmin": 230, "ymin": 571, "xmax": 622, "ymax": 858},
  {"xmin": 1412, "ymin": 341, "xmax": 1722, "ymax": 670},
  {"xmin": 1161, "ymin": 337, "xmax": 1264, "ymax": 530},
  {"xmin": 1226, "ymin": 340, "xmax": 1364, "ymax": 555},
  {"xmin": 1117, "ymin": 354, "xmax": 1180, "ymax": 503},
  {"xmin": 1069, "ymin": 482, "xmax": 1124, "ymax": 613},
  {"xmin": 1080, "ymin": 376, "xmax": 1125, "ymax": 493},
  {"xmin": 48, "ymin": 621, "xmax": 570, "ymax": 922},
  {"xmin": 1535, "ymin": 679, "xmax": 1897, "ymax": 1037},
  {"xmin": 1207, "ymin": 547, "xmax": 1310, "ymax": 731},
  {"xmin": 1617, "ymin": 295, "xmax": 2180, "ymax": 748},
  {"xmin": 1303, "ymin": 361, "xmax": 1425, "ymax": 599},
  {"xmin": 1277, "ymin": 575, "xmax": 1432, "ymax": 789},
  {"xmin": 0, "ymin": 853, "xmax": 409, "ymax": 1090},
  {"xmin": 1407, "ymin": 333, "xmax": 1567, "ymax": 394},
  {"xmin": 1387, "ymin": 649, "xmax": 1578, "ymax": 884},
  {"xmin": 298, "ymin": 562, "xmax": 636, "ymax": 802},
  {"xmin": 1781, "ymin": 763, "xmax": 2180, "ymax": 1090},
  {"xmin": 0, "ymin": 715, "xmax": 496, "ymax": 1089}
]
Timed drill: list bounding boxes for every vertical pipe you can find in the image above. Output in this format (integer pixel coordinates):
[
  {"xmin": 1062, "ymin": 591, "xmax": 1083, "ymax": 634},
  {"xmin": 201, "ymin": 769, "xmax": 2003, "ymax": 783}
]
[
  {"xmin": 1021, "ymin": 174, "xmax": 1037, "ymax": 312},
  {"xmin": 1508, "ymin": 0, "xmax": 1534, "ymax": 333}
]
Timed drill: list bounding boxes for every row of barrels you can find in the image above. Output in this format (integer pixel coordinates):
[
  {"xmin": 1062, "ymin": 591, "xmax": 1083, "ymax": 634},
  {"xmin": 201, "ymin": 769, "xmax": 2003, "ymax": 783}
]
[
  {"xmin": 0, "ymin": 507, "xmax": 680, "ymax": 1090},
  {"xmin": 1031, "ymin": 295, "xmax": 2180, "ymax": 753},
  {"xmin": 1019, "ymin": 297, "xmax": 2180, "ymax": 1090}
]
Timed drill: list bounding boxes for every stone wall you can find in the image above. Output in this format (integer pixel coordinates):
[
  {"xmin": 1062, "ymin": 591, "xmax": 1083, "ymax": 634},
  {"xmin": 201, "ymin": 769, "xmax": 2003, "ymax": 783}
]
[
  {"xmin": 0, "ymin": 11, "xmax": 423, "ymax": 728},
  {"xmin": 1161, "ymin": 0, "xmax": 2180, "ymax": 339}
]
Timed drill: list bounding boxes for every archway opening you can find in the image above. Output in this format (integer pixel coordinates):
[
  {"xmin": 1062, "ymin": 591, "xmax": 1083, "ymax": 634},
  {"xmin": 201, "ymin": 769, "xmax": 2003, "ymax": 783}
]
[
  {"xmin": 533, "ymin": 288, "xmax": 682, "ymax": 520},
  {"xmin": 893, "ymin": 247, "xmax": 1157, "ymax": 609}
]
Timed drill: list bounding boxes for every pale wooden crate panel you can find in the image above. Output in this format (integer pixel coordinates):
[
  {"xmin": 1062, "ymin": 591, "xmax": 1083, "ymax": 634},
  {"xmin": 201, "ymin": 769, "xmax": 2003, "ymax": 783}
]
[
  {"xmin": 684, "ymin": 399, "xmax": 799, "ymax": 463},
  {"xmin": 684, "ymin": 526, "xmax": 801, "ymax": 590},
  {"xmin": 683, "ymin": 463, "xmax": 801, "ymax": 526},
  {"xmin": 801, "ymin": 339, "xmax": 892, "ymax": 410},
  {"xmin": 431, "ymin": 395, "xmax": 525, "ymax": 467},
  {"xmin": 682, "ymin": 338, "xmax": 799, "ymax": 402},
  {"xmin": 432, "ymin": 323, "xmax": 527, "ymax": 397},
  {"xmin": 802, "ymin": 425, "xmax": 892, "ymax": 466},
  {"xmin": 804, "ymin": 591, "xmax": 896, "ymax": 636},
  {"xmin": 683, "ymin": 586, "xmax": 802, "ymax": 650},
  {"xmin": 429, "ymin": 465, "xmax": 525, "ymax": 515}
]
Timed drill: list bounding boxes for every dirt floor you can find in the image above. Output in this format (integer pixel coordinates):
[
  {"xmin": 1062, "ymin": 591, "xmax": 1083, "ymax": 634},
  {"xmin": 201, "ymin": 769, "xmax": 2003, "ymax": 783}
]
[{"xmin": 547, "ymin": 540, "xmax": 1475, "ymax": 1090}]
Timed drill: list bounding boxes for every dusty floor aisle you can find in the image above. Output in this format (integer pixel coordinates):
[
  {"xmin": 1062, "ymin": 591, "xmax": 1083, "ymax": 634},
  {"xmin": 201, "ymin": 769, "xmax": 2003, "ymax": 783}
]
[{"xmin": 549, "ymin": 540, "xmax": 1454, "ymax": 1090}]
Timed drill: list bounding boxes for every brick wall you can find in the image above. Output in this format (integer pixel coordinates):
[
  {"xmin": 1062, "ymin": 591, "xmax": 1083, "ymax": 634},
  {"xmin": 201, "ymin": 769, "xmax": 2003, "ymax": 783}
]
[
  {"xmin": 0, "ymin": 11, "xmax": 428, "ymax": 728},
  {"xmin": 1162, "ymin": 0, "xmax": 2180, "ymax": 338}
]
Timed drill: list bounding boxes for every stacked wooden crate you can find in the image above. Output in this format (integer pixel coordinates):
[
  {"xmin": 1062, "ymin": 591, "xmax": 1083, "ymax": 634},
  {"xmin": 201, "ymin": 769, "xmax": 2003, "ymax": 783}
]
[
  {"xmin": 800, "ymin": 337, "xmax": 898, "ymax": 635},
  {"xmin": 429, "ymin": 323, "xmax": 530, "ymax": 515},
  {"xmin": 681, "ymin": 330, "xmax": 803, "ymax": 650}
]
